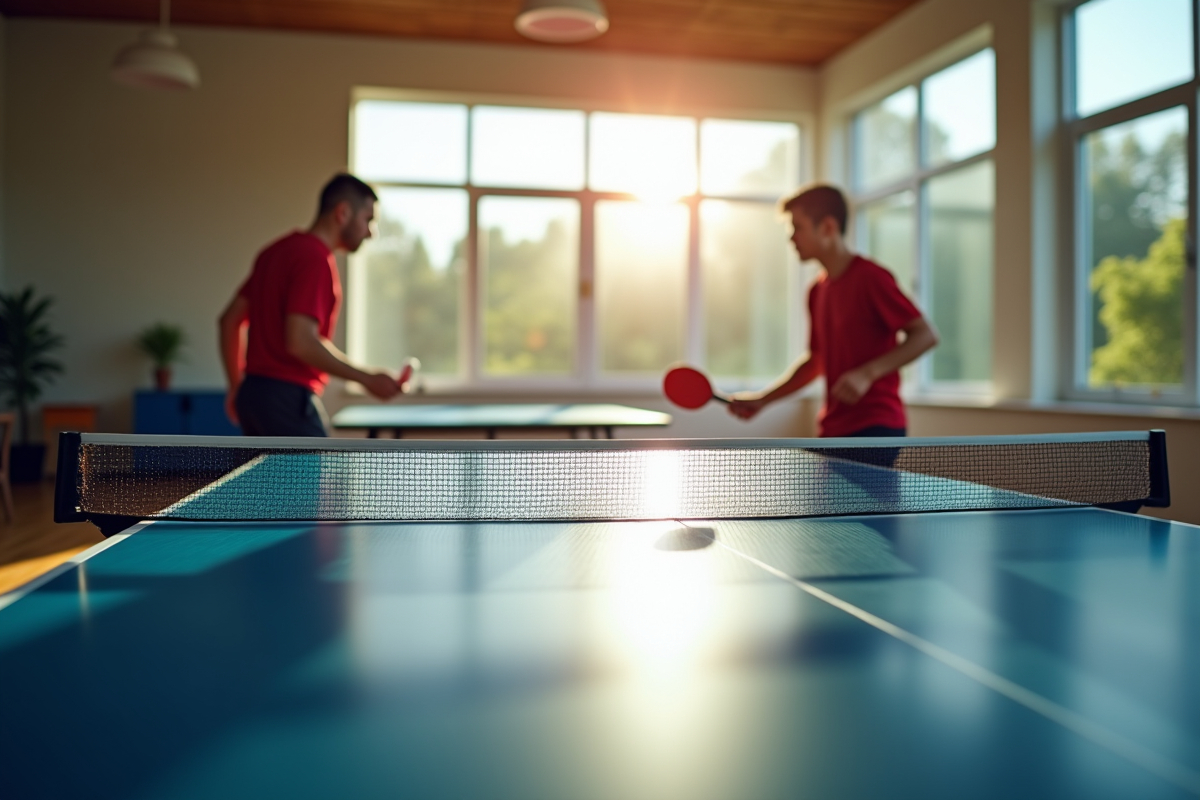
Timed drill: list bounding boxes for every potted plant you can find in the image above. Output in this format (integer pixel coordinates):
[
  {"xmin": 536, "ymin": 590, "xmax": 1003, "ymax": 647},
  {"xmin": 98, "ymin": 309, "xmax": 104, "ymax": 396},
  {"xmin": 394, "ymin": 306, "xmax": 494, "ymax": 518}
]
[
  {"xmin": 137, "ymin": 322, "xmax": 186, "ymax": 390},
  {"xmin": 0, "ymin": 286, "xmax": 65, "ymax": 482}
]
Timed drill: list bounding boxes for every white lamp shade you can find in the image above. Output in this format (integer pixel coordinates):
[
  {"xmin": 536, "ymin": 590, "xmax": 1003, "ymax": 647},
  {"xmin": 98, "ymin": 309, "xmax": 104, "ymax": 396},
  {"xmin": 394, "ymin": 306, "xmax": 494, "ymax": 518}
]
[
  {"xmin": 515, "ymin": 0, "xmax": 609, "ymax": 43},
  {"xmin": 111, "ymin": 29, "xmax": 200, "ymax": 91}
]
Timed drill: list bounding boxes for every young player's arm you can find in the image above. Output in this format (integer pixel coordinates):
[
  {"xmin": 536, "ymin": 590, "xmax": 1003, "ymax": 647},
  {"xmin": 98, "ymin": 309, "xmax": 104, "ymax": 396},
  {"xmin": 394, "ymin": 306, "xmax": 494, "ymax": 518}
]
[
  {"xmin": 829, "ymin": 315, "xmax": 939, "ymax": 405},
  {"xmin": 284, "ymin": 314, "xmax": 400, "ymax": 400},
  {"xmin": 218, "ymin": 293, "xmax": 250, "ymax": 424},
  {"xmin": 728, "ymin": 352, "xmax": 824, "ymax": 420}
]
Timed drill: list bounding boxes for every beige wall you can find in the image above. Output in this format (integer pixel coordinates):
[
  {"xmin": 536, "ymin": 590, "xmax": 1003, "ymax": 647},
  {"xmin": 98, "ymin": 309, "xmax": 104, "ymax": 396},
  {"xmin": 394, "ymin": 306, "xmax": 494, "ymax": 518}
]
[{"xmin": 1, "ymin": 18, "xmax": 816, "ymax": 438}]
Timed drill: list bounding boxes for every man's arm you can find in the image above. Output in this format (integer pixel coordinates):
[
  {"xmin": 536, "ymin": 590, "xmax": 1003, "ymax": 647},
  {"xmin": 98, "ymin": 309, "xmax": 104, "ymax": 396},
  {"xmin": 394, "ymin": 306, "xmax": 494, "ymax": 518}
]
[
  {"xmin": 728, "ymin": 353, "xmax": 824, "ymax": 420},
  {"xmin": 218, "ymin": 294, "xmax": 250, "ymax": 424},
  {"xmin": 285, "ymin": 314, "xmax": 400, "ymax": 400},
  {"xmin": 829, "ymin": 316, "xmax": 939, "ymax": 405}
]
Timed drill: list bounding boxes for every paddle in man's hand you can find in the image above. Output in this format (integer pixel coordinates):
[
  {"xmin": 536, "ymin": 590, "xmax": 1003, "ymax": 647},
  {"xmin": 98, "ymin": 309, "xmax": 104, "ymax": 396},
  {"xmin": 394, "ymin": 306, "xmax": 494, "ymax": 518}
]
[
  {"xmin": 397, "ymin": 357, "xmax": 420, "ymax": 393},
  {"xmin": 662, "ymin": 365, "xmax": 731, "ymax": 410}
]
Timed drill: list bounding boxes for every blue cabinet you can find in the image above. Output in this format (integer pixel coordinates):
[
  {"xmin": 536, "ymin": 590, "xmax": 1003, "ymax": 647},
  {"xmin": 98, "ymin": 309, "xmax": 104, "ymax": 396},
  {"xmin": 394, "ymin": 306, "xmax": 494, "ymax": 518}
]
[{"xmin": 134, "ymin": 390, "xmax": 241, "ymax": 436}]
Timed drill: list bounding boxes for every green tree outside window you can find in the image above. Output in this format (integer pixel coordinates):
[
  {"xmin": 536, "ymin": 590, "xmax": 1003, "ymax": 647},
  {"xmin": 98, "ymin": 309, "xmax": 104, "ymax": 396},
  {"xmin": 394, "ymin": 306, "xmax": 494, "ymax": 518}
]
[{"xmin": 1090, "ymin": 217, "xmax": 1185, "ymax": 387}]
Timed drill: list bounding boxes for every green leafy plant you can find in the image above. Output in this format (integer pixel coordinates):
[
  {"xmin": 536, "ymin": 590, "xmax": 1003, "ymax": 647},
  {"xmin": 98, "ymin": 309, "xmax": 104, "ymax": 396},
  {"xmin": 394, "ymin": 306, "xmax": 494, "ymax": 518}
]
[
  {"xmin": 137, "ymin": 323, "xmax": 187, "ymax": 369},
  {"xmin": 1090, "ymin": 218, "xmax": 1185, "ymax": 387},
  {"xmin": 0, "ymin": 286, "xmax": 65, "ymax": 444}
]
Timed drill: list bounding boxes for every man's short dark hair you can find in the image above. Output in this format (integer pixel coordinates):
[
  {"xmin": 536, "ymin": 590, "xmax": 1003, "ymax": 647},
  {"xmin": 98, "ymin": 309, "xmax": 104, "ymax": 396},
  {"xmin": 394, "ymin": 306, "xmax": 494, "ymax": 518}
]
[
  {"xmin": 780, "ymin": 184, "xmax": 849, "ymax": 235},
  {"xmin": 318, "ymin": 173, "xmax": 378, "ymax": 216}
]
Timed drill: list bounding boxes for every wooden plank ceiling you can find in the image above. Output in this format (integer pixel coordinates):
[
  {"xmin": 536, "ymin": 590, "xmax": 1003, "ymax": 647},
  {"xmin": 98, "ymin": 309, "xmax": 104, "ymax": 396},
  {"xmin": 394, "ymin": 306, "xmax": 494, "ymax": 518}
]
[{"xmin": 0, "ymin": 0, "xmax": 922, "ymax": 66}]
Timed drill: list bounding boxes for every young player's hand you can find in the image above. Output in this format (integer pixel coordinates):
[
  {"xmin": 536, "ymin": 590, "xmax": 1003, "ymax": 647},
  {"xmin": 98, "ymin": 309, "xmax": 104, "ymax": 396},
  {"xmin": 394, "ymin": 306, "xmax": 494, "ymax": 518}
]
[
  {"xmin": 361, "ymin": 371, "xmax": 402, "ymax": 400},
  {"xmin": 728, "ymin": 396, "xmax": 768, "ymax": 420},
  {"xmin": 831, "ymin": 368, "xmax": 874, "ymax": 405},
  {"xmin": 225, "ymin": 388, "xmax": 240, "ymax": 425}
]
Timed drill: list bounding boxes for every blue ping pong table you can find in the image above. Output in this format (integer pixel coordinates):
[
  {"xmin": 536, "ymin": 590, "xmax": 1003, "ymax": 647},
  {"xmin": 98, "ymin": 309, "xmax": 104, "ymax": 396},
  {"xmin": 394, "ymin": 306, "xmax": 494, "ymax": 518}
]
[
  {"xmin": 331, "ymin": 403, "xmax": 673, "ymax": 439},
  {"xmin": 1, "ymin": 432, "xmax": 1197, "ymax": 799}
]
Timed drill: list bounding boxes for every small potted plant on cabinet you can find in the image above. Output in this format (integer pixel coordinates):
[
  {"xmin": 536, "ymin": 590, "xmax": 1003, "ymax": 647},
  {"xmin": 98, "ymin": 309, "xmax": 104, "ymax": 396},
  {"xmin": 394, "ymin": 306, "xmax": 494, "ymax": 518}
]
[
  {"xmin": 137, "ymin": 322, "xmax": 186, "ymax": 391},
  {"xmin": 0, "ymin": 286, "xmax": 65, "ymax": 482}
]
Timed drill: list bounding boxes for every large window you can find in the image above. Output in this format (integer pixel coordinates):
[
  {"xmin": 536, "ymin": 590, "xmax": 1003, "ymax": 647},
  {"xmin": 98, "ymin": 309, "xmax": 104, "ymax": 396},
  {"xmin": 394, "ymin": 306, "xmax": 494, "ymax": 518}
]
[
  {"xmin": 849, "ymin": 48, "xmax": 997, "ymax": 392},
  {"xmin": 1065, "ymin": 0, "xmax": 1194, "ymax": 402},
  {"xmin": 347, "ymin": 93, "xmax": 804, "ymax": 391}
]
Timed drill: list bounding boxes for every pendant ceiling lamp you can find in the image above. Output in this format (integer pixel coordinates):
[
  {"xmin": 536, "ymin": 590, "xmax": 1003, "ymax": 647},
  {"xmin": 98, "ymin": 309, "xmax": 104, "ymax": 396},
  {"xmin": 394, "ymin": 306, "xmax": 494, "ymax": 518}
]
[
  {"xmin": 111, "ymin": 0, "xmax": 200, "ymax": 91},
  {"xmin": 515, "ymin": 0, "xmax": 609, "ymax": 43}
]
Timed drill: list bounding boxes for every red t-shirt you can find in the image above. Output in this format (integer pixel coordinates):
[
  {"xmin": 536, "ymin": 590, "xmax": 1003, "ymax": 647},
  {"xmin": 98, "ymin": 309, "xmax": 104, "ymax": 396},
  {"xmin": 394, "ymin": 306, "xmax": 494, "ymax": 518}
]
[
  {"xmin": 239, "ymin": 231, "xmax": 342, "ymax": 394},
  {"xmin": 808, "ymin": 255, "xmax": 922, "ymax": 437}
]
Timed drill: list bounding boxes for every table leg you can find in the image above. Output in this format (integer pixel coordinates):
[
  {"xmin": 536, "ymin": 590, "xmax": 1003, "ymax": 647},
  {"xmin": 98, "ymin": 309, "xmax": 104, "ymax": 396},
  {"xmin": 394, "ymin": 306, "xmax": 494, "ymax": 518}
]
[{"xmin": 368, "ymin": 428, "xmax": 379, "ymax": 439}]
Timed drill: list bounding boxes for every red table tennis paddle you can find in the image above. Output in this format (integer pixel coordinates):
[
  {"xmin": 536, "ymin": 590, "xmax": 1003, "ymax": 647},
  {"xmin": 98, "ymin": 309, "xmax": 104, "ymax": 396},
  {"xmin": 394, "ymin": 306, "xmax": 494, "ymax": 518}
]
[
  {"xmin": 662, "ymin": 365, "xmax": 730, "ymax": 410},
  {"xmin": 397, "ymin": 357, "xmax": 420, "ymax": 392}
]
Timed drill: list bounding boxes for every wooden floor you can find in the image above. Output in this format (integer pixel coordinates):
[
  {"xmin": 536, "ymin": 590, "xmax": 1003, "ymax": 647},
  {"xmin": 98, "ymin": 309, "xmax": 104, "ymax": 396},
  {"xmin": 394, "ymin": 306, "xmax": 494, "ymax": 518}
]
[{"xmin": 0, "ymin": 480, "xmax": 104, "ymax": 595}]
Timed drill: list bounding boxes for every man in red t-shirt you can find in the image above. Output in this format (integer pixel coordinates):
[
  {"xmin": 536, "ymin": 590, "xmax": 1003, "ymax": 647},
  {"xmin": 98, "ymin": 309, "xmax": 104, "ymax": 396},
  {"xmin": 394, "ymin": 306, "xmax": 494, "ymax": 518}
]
[
  {"xmin": 218, "ymin": 174, "xmax": 400, "ymax": 436},
  {"xmin": 729, "ymin": 185, "xmax": 938, "ymax": 437}
]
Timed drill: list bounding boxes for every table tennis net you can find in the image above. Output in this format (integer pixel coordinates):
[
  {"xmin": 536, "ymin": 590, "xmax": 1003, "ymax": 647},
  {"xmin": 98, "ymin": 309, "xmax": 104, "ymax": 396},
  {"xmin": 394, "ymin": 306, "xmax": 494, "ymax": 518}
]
[{"xmin": 56, "ymin": 432, "xmax": 1169, "ymax": 531}]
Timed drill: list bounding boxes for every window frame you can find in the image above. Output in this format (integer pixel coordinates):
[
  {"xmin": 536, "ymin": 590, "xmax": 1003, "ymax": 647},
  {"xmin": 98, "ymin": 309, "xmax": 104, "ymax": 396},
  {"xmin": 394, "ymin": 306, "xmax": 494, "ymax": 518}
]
[
  {"xmin": 1059, "ymin": 0, "xmax": 1200, "ymax": 406},
  {"xmin": 347, "ymin": 87, "xmax": 811, "ymax": 396},
  {"xmin": 846, "ymin": 46, "xmax": 998, "ymax": 397}
]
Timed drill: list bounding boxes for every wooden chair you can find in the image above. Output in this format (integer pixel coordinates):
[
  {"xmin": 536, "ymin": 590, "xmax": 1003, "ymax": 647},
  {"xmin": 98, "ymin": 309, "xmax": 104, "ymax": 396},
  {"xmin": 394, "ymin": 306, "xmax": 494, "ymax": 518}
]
[{"xmin": 0, "ymin": 412, "xmax": 13, "ymax": 522}]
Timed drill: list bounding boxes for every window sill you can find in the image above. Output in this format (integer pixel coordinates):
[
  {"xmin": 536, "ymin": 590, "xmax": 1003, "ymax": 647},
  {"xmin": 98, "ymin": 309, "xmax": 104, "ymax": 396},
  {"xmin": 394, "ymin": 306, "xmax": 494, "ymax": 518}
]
[{"xmin": 906, "ymin": 394, "xmax": 1200, "ymax": 421}]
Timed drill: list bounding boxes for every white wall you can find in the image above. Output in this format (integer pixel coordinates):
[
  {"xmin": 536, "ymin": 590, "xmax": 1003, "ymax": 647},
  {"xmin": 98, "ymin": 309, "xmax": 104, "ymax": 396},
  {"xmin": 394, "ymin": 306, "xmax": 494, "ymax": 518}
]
[{"xmin": 2, "ymin": 18, "xmax": 817, "ymax": 437}]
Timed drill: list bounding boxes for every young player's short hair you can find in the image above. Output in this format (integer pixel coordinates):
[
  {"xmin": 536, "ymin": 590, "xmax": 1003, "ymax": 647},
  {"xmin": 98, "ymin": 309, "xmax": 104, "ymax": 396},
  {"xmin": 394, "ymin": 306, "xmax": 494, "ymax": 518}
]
[
  {"xmin": 780, "ymin": 185, "xmax": 849, "ymax": 235},
  {"xmin": 318, "ymin": 173, "xmax": 378, "ymax": 216}
]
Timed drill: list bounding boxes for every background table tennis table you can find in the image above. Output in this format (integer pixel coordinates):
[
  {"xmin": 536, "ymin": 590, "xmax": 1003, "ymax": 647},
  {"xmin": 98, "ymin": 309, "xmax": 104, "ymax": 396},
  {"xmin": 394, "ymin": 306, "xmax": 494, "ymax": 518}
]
[
  {"xmin": 331, "ymin": 402, "xmax": 672, "ymax": 439},
  {"xmin": 2, "ymin": 441, "xmax": 1198, "ymax": 799}
]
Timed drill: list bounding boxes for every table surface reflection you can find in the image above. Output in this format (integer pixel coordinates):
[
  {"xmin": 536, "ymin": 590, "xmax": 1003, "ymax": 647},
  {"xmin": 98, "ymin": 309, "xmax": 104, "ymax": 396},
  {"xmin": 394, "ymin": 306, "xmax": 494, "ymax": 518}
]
[{"xmin": 1, "ymin": 508, "xmax": 1198, "ymax": 800}]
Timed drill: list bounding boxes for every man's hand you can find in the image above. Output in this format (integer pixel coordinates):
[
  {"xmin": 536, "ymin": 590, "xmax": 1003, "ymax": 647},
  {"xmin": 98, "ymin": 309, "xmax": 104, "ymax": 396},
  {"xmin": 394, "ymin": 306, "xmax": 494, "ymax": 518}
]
[
  {"xmin": 219, "ymin": 294, "xmax": 250, "ymax": 425},
  {"xmin": 225, "ymin": 387, "xmax": 240, "ymax": 425},
  {"xmin": 830, "ymin": 367, "xmax": 875, "ymax": 405},
  {"xmin": 285, "ymin": 315, "xmax": 404, "ymax": 399},
  {"xmin": 729, "ymin": 396, "xmax": 768, "ymax": 420},
  {"xmin": 360, "ymin": 372, "xmax": 401, "ymax": 401}
]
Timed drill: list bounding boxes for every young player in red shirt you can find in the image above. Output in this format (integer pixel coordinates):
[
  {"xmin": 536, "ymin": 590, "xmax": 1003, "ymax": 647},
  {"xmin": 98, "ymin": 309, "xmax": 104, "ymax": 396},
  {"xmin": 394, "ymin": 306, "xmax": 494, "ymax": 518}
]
[
  {"xmin": 729, "ymin": 185, "xmax": 938, "ymax": 437},
  {"xmin": 218, "ymin": 174, "xmax": 401, "ymax": 436}
]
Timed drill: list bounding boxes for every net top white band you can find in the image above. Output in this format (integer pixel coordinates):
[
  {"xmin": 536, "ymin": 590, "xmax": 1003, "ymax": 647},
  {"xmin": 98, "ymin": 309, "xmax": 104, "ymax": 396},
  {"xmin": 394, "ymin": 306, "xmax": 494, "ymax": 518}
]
[{"xmin": 77, "ymin": 431, "xmax": 1155, "ymax": 452}]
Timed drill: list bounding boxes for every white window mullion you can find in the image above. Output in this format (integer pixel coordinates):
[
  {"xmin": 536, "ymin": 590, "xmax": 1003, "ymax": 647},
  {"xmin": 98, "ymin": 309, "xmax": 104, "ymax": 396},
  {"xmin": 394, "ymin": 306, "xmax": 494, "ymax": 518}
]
[
  {"xmin": 463, "ymin": 107, "xmax": 479, "ymax": 386},
  {"xmin": 1074, "ymin": 134, "xmax": 1092, "ymax": 395},
  {"xmin": 685, "ymin": 196, "xmax": 703, "ymax": 368},
  {"xmin": 916, "ymin": 179, "xmax": 933, "ymax": 388},
  {"xmin": 1185, "ymin": 94, "xmax": 1199, "ymax": 403},
  {"xmin": 579, "ymin": 192, "xmax": 597, "ymax": 387},
  {"xmin": 1185, "ymin": 0, "xmax": 1200, "ymax": 406},
  {"xmin": 465, "ymin": 188, "xmax": 480, "ymax": 386}
]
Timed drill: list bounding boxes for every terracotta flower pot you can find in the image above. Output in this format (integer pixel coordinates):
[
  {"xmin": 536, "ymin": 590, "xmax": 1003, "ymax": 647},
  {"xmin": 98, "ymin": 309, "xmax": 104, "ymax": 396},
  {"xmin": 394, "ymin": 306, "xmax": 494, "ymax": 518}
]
[{"xmin": 154, "ymin": 367, "xmax": 172, "ymax": 391}]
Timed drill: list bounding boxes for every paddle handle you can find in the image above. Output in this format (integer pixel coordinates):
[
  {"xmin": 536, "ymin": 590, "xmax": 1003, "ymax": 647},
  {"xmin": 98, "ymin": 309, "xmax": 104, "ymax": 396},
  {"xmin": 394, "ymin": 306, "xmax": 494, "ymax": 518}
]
[{"xmin": 397, "ymin": 357, "xmax": 421, "ymax": 392}]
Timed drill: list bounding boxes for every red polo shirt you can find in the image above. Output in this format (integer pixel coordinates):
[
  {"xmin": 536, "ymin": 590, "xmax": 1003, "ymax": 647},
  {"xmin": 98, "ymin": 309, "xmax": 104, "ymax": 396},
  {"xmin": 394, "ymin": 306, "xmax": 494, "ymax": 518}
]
[
  {"xmin": 808, "ymin": 255, "xmax": 922, "ymax": 437},
  {"xmin": 239, "ymin": 231, "xmax": 341, "ymax": 394}
]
